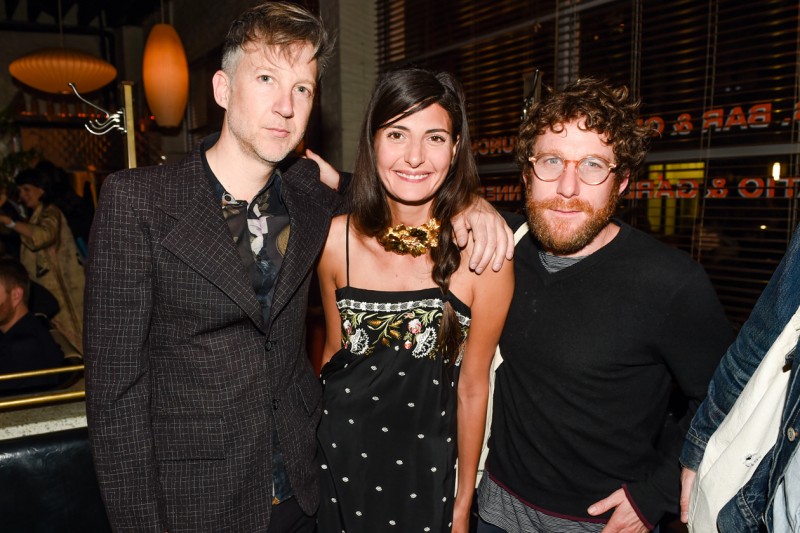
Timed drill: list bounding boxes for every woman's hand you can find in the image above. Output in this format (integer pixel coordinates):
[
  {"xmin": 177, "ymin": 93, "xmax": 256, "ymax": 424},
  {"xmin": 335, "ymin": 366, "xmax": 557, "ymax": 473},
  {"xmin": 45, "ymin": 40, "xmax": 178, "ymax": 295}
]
[
  {"xmin": 305, "ymin": 148, "xmax": 341, "ymax": 191},
  {"xmin": 450, "ymin": 505, "xmax": 471, "ymax": 533}
]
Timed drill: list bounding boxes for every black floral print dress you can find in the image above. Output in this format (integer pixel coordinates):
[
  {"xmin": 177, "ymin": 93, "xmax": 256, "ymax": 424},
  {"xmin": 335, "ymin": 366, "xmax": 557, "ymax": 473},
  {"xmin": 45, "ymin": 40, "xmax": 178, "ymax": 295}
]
[{"xmin": 317, "ymin": 284, "xmax": 471, "ymax": 532}]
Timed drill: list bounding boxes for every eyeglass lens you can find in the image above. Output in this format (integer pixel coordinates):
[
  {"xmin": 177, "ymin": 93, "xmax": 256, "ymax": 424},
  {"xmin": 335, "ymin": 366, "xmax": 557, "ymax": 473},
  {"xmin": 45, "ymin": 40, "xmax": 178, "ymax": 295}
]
[{"xmin": 532, "ymin": 155, "xmax": 612, "ymax": 184}]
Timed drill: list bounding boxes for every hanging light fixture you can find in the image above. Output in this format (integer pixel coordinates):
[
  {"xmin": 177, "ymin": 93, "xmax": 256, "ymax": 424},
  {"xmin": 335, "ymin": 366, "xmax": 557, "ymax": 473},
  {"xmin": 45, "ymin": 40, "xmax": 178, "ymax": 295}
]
[
  {"xmin": 7, "ymin": 0, "xmax": 116, "ymax": 94},
  {"xmin": 142, "ymin": 1, "xmax": 189, "ymax": 128},
  {"xmin": 10, "ymin": 48, "xmax": 117, "ymax": 94}
]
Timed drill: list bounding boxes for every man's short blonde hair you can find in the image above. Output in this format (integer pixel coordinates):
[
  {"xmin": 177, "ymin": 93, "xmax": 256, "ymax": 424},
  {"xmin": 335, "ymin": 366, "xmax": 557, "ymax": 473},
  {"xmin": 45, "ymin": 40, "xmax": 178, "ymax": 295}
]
[{"xmin": 221, "ymin": 1, "xmax": 333, "ymax": 77}]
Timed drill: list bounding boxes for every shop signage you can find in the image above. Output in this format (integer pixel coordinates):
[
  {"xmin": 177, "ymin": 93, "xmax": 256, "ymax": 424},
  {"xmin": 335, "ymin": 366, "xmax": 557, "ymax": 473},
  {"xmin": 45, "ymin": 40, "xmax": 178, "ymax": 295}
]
[
  {"xmin": 480, "ymin": 182, "xmax": 523, "ymax": 203},
  {"xmin": 627, "ymin": 177, "xmax": 800, "ymax": 199},
  {"xmin": 478, "ymin": 177, "xmax": 800, "ymax": 203},
  {"xmin": 473, "ymin": 101, "xmax": 800, "ymax": 157},
  {"xmin": 640, "ymin": 102, "xmax": 780, "ymax": 135},
  {"xmin": 472, "ymin": 136, "xmax": 516, "ymax": 157}
]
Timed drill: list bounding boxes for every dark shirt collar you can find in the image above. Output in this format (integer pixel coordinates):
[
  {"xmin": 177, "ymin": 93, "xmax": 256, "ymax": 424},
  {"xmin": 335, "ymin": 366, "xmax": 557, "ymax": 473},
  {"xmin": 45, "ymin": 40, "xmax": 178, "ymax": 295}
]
[{"xmin": 200, "ymin": 134, "xmax": 280, "ymax": 204}]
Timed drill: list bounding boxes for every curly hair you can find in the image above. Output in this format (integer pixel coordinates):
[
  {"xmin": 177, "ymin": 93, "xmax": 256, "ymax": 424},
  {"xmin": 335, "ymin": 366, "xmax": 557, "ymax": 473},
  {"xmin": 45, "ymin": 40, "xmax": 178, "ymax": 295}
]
[
  {"xmin": 349, "ymin": 68, "xmax": 478, "ymax": 365},
  {"xmin": 221, "ymin": 1, "xmax": 333, "ymax": 76},
  {"xmin": 517, "ymin": 78, "xmax": 655, "ymax": 182}
]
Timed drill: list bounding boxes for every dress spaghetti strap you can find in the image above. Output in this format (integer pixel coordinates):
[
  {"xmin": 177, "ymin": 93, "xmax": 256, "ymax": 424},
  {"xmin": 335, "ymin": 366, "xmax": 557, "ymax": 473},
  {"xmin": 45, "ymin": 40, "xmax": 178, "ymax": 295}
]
[{"xmin": 345, "ymin": 214, "xmax": 351, "ymax": 287}]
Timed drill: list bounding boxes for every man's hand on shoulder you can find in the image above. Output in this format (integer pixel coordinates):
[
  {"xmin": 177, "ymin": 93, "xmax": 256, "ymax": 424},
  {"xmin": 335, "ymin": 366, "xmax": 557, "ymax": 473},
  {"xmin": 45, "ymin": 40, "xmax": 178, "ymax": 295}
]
[
  {"xmin": 452, "ymin": 195, "xmax": 514, "ymax": 274},
  {"xmin": 588, "ymin": 488, "xmax": 649, "ymax": 533}
]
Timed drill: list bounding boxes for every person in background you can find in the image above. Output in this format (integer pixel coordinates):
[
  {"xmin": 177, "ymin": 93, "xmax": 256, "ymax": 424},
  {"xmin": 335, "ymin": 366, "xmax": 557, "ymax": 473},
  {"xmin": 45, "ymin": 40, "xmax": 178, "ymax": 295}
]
[
  {"xmin": 27, "ymin": 277, "xmax": 60, "ymax": 322},
  {"xmin": 477, "ymin": 78, "xmax": 733, "ymax": 533},
  {"xmin": 0, "ymin": 181, "xmax": 26, "ymax": 259},
  {"xmin": 0, "ymin": 167, "xmax": 84, "ymax": 353},
  {"xmin": 679, "ymin": 224, "xmax": 800, "ymax": 532},
  {"xmin": 84, "ymin": 3, "xmax": 512, "ymax": 532},
  {"xmin": 316, "ymin": 68, "xmax": 513, "ymax": 532},
  {"xmin": 35, "ymin": 160, "xmax": 94, "ymax": 259},
  {"xmin": 0, "ymin": 230, "xmax": 61, "ymax": 321},
  {"xmin": 0, "ymin": 257, "xmax": 64, "ymax": 394}
]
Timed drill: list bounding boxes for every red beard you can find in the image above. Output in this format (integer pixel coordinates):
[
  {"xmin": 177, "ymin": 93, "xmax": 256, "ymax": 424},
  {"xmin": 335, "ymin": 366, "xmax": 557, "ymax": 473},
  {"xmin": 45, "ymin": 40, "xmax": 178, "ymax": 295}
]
[{"xmin": 526, "ymin": 189, "xmax": 620, "ymax": 256}]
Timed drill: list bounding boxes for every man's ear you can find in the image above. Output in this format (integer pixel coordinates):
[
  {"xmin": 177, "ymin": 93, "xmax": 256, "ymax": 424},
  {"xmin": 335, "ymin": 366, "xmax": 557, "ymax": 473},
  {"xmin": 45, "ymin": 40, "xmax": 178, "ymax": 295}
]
[
  {"xmin": 212, "ymin": 70, "xmax": 231, "ymax": 110},
  {"xmin": 617, "ymin": 171, "xmax": 630, "ymax": 196},
  {"xmin": 9, "ymin": 286, "xmax": 23, "ymax": 308}
]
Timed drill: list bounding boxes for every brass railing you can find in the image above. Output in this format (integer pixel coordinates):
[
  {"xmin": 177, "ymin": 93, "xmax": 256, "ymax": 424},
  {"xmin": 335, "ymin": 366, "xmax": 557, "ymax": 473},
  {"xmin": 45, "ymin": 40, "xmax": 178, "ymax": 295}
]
[{"xmin": 0, "ymin": 365, "xmax": 85, "ymax": 410}]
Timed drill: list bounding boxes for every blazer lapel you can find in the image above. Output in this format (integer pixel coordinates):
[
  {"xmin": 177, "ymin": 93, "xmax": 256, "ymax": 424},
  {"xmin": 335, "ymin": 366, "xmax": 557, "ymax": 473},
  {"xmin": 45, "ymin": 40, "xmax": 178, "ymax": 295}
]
[
  {"xmin": 159, "ymin": 152, "xmax": 265, "ymax": 332},
  {"xmin": 269, "ymin": 159, "xmax": 341, "ymax": 323}
]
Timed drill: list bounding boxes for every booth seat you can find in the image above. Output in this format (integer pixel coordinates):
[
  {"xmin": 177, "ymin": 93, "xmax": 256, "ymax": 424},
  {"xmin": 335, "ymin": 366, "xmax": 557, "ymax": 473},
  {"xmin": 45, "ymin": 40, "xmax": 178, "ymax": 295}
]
[{"xmin": 0, "ymin": 426, "xmax": 111, "ymax": 533}]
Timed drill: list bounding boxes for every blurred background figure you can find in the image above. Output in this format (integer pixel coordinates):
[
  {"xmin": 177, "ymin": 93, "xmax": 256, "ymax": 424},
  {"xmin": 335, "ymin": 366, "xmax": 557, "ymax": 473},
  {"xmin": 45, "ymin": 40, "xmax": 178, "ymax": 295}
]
[
  {"xmin": 0, "ymin": 180, "xmax": 26, "ymax": 259},
  {"xmin": 0, "ymin": 166, "xmax": 84, "ymax": 352},
  {"xmin": 0, "ymin": 257, "xmax": 65, "ymax": 395},
  {"xmin": 35, "ymin": 160, "xmax": 94, "ymax": 259}
]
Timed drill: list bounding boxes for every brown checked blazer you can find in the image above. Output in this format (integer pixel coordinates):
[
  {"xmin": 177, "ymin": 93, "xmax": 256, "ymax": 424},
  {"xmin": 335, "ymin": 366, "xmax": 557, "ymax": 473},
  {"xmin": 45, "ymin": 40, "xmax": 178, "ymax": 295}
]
[{"xmin": 84, "ymin": 136, "xmax": 342, "ymax": 532}]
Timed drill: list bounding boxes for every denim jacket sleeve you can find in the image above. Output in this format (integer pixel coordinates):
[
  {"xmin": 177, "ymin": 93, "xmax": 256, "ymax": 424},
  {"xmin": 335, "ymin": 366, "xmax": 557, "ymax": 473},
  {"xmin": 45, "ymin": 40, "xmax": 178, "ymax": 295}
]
[{"xmin": 680, "ymin": 224, "xmax": 800, "ymax": 471}]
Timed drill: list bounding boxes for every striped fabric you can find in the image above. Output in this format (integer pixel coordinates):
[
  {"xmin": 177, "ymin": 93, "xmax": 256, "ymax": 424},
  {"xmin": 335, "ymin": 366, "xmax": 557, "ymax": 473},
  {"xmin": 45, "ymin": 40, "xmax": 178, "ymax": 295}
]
[{"xmin": 477, "ymin": 475, "xmax": 604, "ymax": 533}]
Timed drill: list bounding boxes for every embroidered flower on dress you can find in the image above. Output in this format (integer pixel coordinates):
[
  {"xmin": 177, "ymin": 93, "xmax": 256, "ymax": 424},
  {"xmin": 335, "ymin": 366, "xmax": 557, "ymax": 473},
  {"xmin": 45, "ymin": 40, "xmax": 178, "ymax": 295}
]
[
  {"xmin": 412, "ymin": 328, "xmax": 437, "ymax": 359},
  {"xmin": 349, "ymin": 328, "xmax": 369, "ymax": 355},
  {"xmin": 338, "ymin": 297, "xmax": 468, "ymax": 361}
]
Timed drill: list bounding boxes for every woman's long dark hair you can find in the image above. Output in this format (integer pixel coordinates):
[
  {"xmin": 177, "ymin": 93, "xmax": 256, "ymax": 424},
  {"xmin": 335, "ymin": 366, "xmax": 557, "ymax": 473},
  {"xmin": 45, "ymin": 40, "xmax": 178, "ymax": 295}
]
[{"xmin": 349, "ymin": 68, "xmax": 479, "ymax": 364}]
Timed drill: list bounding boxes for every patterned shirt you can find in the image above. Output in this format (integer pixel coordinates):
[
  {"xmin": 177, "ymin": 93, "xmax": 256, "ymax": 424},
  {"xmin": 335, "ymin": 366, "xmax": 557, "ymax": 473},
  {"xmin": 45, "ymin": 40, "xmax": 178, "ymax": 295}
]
[{"xmin": 202, "ymin": 143, "xmax": 293, "ymax": 503}]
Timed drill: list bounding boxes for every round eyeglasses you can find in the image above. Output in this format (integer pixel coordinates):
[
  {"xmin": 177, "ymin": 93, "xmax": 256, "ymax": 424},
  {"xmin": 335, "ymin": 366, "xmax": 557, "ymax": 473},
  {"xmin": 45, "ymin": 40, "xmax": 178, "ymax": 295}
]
[{"xmin": 528, "ymin": 154, "xmax": 617, "ymax": 185}]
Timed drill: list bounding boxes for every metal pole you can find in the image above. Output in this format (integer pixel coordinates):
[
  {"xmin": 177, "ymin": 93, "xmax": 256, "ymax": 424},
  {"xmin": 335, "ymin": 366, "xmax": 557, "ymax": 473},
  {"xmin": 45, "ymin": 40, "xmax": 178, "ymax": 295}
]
[{"xmin": 121, "ymin": 81, "xmax": 137, "ymax": 169}]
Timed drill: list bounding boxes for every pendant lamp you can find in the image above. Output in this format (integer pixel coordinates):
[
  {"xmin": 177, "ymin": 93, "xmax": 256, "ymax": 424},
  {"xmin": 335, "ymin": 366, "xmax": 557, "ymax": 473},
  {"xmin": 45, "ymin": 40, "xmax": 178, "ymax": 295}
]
[
  {"xmin": 142, "ymin": 23, "xmax": 189, "ymax": 127},
  {"xmin": 8, "ymin": 0, "xmax": 116, "ymax": 94},
  {"xmin": 9, "ymin": 48, "xmax": 117, "ymax": 94}
]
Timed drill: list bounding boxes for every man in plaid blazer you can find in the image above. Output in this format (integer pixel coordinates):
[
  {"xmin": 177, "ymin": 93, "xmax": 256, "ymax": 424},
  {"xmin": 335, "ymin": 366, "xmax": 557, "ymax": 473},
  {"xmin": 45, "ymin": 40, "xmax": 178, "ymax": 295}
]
[
  {"xmin": 85, "ymin": 4, "xmax": 339, "ymax": 531},
  {"xmin": 85, "ymin": 3, "xmax": 512, "ymax": 532}
]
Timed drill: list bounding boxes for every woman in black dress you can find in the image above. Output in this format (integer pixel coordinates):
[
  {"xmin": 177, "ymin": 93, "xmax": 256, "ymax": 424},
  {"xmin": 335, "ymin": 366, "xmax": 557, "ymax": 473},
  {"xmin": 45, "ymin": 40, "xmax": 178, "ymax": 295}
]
[{"xmin": 316, "ymin": 68, "xmax": 513, "ymax": 533}]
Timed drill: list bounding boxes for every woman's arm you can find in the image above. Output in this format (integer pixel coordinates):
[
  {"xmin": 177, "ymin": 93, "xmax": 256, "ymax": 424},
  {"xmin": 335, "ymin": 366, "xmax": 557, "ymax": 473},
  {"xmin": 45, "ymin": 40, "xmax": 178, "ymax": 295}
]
[
  {"xmin": 4, "ymin": 206, "xmax": 61, "ymax": 250},
  {"xmin": 451, "ymin": 258, "xmax": 514, "ymax": 533},
  {"xmin": 0, "ymin": 214, "xmax": 35, "ymax": 240}
]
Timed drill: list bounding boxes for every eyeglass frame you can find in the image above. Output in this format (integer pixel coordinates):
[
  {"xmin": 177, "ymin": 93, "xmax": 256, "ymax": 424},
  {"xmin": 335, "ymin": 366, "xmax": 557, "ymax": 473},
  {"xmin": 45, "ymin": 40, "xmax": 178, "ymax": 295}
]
[{"xmin": 527, "ymin": 153, "xmax": 617, "ymax": 185}]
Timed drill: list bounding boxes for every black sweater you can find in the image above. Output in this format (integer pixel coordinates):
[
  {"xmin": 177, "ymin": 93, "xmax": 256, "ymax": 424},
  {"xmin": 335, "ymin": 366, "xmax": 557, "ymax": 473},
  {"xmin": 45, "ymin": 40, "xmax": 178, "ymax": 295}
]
[
  {"xmin": 0, "ymin": 312, "xmax": 64, "ymax": 393},
  {"xmin": 486, "ymin": 215, "xmax": 733, "ymax": 527}
]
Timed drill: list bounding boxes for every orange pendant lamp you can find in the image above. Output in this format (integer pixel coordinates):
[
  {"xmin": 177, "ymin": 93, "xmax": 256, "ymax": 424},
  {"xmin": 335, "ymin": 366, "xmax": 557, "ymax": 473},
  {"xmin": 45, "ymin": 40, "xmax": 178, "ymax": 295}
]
[
  {"xmin": 9, "ymin": 48, "xmax": 117, "ymax": 94},
  {"xmin": 142, "ymin": 23, "xmax": 189, "ymax": 127},
  {"xmin": 9, "ymin": 0, "xmax": 116, "ymax": 95},
  {"xmin": 8, "ymin": 0, "xmax": 119, "ymax": 98}
]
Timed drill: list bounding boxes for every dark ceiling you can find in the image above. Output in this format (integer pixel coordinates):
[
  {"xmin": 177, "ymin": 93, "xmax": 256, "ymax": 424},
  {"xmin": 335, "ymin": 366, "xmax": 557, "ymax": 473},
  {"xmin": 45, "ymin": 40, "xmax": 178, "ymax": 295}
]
[{"xmin": 3, "ymin": 0, "xmax": 162, "ymax": 32}]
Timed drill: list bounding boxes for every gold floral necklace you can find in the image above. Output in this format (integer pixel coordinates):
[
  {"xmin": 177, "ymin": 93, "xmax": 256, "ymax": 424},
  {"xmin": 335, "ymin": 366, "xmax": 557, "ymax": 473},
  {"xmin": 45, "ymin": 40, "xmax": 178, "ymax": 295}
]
[{"xmin": 377, "ymin": 218, "xmax": 440, "ymax": 257}]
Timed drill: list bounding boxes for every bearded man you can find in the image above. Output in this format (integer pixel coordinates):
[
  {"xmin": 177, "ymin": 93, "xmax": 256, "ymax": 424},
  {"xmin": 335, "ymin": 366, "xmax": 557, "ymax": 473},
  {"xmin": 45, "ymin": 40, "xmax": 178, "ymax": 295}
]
[
  {"xmin": 0, "ymin": 257, "xmax": 64, "ymax": 394},
  {"xmin": 476, "ymin": 78, "xmax": 734, "ymax": 533}
]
